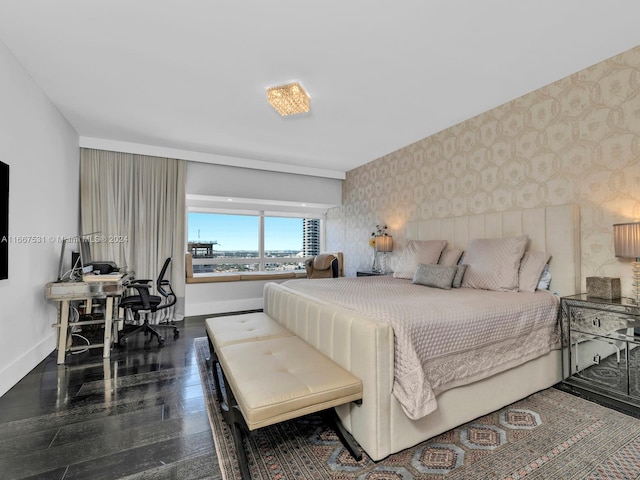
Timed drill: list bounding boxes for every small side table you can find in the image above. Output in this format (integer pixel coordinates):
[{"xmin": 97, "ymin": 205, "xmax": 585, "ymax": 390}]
[{"xmin": 356, "ymin": 271, "xmax": 387, "ymax": 277}]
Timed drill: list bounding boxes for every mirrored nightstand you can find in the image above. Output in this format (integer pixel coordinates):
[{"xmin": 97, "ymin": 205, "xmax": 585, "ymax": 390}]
[{"xmin": 560, "ymin": 294, "xmax": 640, "ymax": 414}]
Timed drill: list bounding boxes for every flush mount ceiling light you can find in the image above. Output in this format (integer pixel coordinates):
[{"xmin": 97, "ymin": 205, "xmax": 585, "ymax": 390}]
[{"xmin": 266, "ymin": 82, "xmax": 310, "ymax": 116}]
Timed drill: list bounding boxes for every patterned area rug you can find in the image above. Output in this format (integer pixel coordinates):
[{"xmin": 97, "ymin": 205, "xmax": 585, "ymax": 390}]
[{"xmin": 194, "ymin": 338, "xmax": 640, "ymax": 479}]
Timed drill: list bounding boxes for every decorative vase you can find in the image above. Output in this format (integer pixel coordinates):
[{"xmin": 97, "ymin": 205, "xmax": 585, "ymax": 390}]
[{"xmin": 371, "ymin": 250, "xmax": 381, "ymax": 273}]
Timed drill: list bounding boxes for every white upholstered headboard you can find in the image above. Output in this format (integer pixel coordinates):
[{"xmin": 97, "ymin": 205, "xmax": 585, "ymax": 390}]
[{"xmin": 406, "ymin": 204, "xmax": 581, "ymax": 297}]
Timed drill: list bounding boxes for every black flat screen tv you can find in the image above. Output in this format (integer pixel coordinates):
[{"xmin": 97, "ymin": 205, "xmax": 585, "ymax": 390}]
[{"xmin": 0, "ymin": 161, "xmax": 8, "ymax": 279}]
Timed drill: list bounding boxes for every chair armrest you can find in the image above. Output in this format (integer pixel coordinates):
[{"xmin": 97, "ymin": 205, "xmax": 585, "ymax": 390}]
[
  {"xmin": 158, "ymin": 279, "xmax": 176, "ymax": 302},
  {"xmin": 126, "ymin": 282, "xmax": 154, "ymax": 309}
]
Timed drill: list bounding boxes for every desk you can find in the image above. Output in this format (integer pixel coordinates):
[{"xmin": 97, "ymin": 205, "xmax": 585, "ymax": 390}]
[{"xmin": 45, "ymin": 275, "xmax": 130, "ymax": 364}]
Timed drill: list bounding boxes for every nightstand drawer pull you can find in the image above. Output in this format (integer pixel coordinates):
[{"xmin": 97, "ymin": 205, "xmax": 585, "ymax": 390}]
[
  {"xmin": 592, "ymin": 317, "xmax": 601, "ymax": 328},
  {"xmin": 593, "ymin": 354, "xmax": 601, "ymax": 364}
]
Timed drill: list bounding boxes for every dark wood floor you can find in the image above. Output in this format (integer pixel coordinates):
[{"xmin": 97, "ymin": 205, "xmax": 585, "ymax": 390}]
[{"xmin": 0, "ymin": 317, "xmax": 222, "ymax": 480}]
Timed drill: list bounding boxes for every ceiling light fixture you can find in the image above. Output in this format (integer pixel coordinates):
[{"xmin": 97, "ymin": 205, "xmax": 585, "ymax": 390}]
[{"xmin": 266, "ymin": 82, "xmax": 310, "ymax": 116}]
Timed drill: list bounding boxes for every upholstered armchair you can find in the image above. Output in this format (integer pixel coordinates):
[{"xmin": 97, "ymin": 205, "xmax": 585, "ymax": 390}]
[{"xmin": 305, "ymin": 252, "xmax": 343, "ymax": 279}]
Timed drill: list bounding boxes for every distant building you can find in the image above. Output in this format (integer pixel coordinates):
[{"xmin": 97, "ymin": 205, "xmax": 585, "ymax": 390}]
[
  {"xmin": 188, "ymin": 241, "xmax": 218, "ymax": 258},
  {"xmin": 303, "ymin": 219, "xmax": 320, "ymax": 257}
]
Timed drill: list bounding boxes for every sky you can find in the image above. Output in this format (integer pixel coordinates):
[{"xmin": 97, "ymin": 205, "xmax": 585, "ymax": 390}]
[{"xmin": 188, "ymin": 213, "xmax": 303, "ymax": 251}]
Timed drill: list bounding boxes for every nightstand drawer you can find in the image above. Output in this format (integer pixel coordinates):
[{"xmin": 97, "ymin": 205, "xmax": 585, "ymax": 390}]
[
  {"xmin": 571, "ymin": 337, "xmax": 629, "ymax": 396},
  {"xmin": 569, "ymin": 307, "xmax": 635, "ymax": 335}
]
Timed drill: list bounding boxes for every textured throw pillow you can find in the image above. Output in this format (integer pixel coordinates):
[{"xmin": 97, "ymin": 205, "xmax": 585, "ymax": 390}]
[
  {"xmin": 438, "ymin": 247, "xmax": 464, "ymax": 266},
  {"xmin": 413, "ymin": 263, "xmax": 457, "ymax": 290},
  {"xmin": 452, "ymin": 264, "xmax": 468, "ymax": 288},
  {"xmin": 461, "ymin": 235, "xmax": 528, "ymax": 291},
  {"xmin": 518, "ymin": 251, "xmax": 551, "ymax": 292},
  {"xmin": 393, "ymin": 240, "xmax": 447, "ymax": 279}
]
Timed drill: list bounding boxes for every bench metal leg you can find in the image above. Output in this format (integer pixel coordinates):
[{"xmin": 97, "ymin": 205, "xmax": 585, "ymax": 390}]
[
  {"xmin": 228, "ymin": 410, "xmax": 252, "ymax": 480},
  {"xmin": 323, "ymin": 409, "xmax": 363, "ymax": 461},
  {"xmin": 206, "ymin": 335, "xmax": 225, "ymax": 405},
  {"xmin": 216, "ymin": 357, "xmax": 253, "ymax": 480}
]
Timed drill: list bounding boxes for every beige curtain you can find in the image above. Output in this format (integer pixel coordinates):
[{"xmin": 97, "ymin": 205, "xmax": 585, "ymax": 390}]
[{"xmin": 80, "ymin": 148, "xmax": 186, "ymax": 321}]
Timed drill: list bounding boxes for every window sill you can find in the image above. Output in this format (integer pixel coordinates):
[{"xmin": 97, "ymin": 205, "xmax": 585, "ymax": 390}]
[{"xmin": 186, "ymin": 271, "xmax": 306, "ymax": 284}]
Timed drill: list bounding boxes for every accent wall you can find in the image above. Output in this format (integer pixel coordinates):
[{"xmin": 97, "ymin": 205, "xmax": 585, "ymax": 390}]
[{"xmin": 327, "ymin": 45, "xmax": 640, "ymax": 297}]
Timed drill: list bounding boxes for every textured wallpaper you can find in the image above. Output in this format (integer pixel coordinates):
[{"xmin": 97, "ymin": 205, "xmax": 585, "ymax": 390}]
[{"xmin": 326, "ymin": 45, "xmax": 640, "ymax": 297}]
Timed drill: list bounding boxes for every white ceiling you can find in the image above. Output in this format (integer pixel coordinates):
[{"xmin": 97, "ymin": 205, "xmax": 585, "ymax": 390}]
[{"xmin": 1, "ymin": 1, "xmax": 639, "ymax": 179}]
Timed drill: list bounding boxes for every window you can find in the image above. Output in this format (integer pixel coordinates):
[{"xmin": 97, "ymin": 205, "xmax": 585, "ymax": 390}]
[{"xmin": 188, "ymin": 212, "xmax": 322, "ymax": 273}]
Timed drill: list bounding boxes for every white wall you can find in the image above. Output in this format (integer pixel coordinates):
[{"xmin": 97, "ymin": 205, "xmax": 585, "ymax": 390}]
[
  {"xmin": 186, "ymin": 278, "xmax": 293, "ymax": 316},
  {"xmin": 0, "ymin": 40, "xmax": 79, "ymax": 396},
  {"xmin": 187, "ymin": 162, "xmax": 342, "ymax": 207}
]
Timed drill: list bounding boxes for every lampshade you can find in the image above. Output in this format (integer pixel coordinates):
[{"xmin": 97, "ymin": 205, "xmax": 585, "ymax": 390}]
[
  {"xmin": 613, "ymin": 222, "xmax": 640, "ymax": 258},
  {"xmin": 376, "ymin": 235, "xmax": 393, "ymax": 253}
]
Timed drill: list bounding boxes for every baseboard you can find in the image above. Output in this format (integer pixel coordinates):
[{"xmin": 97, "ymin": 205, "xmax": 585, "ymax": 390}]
[
  {"xmin": 0, "ymin": 333, "xmax": 56, "ymax": 397},
  {"xmin": 185, "ymin": 309, "xmax": 263, "ymax": 323}
]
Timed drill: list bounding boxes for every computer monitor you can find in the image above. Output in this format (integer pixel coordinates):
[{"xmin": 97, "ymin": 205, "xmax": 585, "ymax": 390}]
[
  {"xmin": 57, "ymin": 238, "xmax": 69, "ymax": 281},
  {"xmin": 79, "ymin": 237, "xmax": 93, "ymax": 273},
  {"xmin": 56, "ymin": 236, "xmax": 92, "ymax": 280}
]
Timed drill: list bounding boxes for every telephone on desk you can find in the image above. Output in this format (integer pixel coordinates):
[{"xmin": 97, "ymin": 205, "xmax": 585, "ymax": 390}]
[{"xmin": 90, "ymin": 261, "xmax": 118, "ymax": 274}]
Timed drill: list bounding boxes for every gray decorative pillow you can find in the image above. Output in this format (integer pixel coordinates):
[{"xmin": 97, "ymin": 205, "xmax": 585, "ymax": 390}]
[
  {"xmin": 452, "ymin": 264, "xmax": 468, "ymax": 288},
  {"xmin": 413, "ymin": 263, "xmax": 457, "ymax": 290}
]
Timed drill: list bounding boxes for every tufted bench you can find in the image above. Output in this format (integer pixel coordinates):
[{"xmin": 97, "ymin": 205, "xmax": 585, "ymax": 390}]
[{"xmin": 205, "ymin": 313, "xmax": 363, "ymax": 479}]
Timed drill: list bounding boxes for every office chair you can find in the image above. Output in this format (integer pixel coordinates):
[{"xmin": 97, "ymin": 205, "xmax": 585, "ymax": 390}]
[{"xmin": 118, "ymin": 257, "xmax": 179, "ymax": 347}]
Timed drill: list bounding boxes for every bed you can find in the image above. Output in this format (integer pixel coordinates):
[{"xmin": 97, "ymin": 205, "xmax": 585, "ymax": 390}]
[{"xmin": 263, "ymin": 204, "xmax": 581, "ymax": 461}]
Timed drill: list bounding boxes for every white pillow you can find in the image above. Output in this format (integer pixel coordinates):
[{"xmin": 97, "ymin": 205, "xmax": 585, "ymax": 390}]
[
  {"xmin": 518, "ymin": 251, "xmax": 551, "ymax": 292},
  {"xmin": 393, "ymin": 240, "xmax": 447, "ymax": 279},
  {"xmin": 461, "ymin": 235, "xmax": 528, "ymax": 291},
  {"xmin": 438, "ymin": 247, "xmax": 464, "ymax": 266}
]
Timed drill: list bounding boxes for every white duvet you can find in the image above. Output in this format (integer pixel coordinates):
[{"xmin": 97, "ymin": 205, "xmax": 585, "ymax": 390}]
[{"xmin": 282, "ymin": 276, "xmax": 560, "ymax": 419}]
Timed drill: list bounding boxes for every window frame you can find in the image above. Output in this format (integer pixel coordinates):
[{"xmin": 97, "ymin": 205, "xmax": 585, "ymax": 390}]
[{"xmin": 187, "ymin": 208, "xmax": 324, "ymax": 273}]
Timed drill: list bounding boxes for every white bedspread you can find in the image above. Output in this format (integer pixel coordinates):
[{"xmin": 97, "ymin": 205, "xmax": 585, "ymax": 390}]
[{"xmin": 281, "ymin": 276, "xmax": 560, "ymax": 419}]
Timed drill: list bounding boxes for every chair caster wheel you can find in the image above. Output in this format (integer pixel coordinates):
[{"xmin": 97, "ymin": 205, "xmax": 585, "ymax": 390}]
[
  {"xmin": 158, "ymin": 337, "xmax": 165, "ymax": 346},
  {"xmin": 174, "ymin": 330, "xmax": 180, "ymax": 338}
]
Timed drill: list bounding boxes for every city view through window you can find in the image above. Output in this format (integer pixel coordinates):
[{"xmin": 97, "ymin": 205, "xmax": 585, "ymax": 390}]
[{"xmin": 188, "ymin": 213, "xmax": 320, "ymax": 273}]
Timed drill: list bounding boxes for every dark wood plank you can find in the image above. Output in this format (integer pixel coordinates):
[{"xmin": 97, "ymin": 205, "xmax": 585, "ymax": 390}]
[{"xmin": 0, "ymin": 317, "xmax": 222, "ymax": 480}]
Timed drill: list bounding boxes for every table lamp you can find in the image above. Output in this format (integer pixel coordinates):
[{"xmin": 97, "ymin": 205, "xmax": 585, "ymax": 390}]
[
  {"xmin": 613, "ymin": 222, "xmax": 640, "ymax": 304},
  {"xmin": 375, "ymin": 235, "xmax": 393, "ymax": 274}
]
